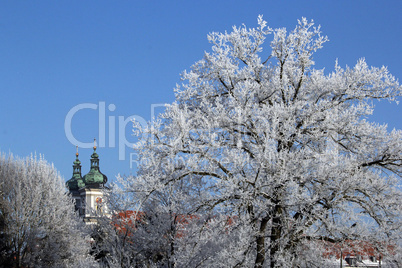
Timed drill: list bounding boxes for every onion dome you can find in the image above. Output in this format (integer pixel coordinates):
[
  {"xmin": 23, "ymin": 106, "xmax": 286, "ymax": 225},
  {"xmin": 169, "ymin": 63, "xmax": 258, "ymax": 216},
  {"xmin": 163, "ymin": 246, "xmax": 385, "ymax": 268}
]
[
  {"xmin": 66, "ymin": 147, "xmax": 85, "ymax": 190},
  {"xmin": 83, "ymin": 140, "xmax": 108, "ymax": 186}
]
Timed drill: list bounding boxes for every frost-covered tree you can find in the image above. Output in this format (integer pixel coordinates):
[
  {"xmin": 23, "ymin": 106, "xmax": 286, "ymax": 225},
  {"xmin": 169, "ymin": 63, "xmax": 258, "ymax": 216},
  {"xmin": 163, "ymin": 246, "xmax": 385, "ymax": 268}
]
[
  {"xmin": 0, "ymin": 153, "xmax": 98, "ymax": 268},
  {"xmin": 93, "ymin": 181, "xmax": 189, "ymax": 267},
  {"xmin": 91, "ymin": 189, "xmax": 141, "ymax": 268},
  {"xmin": 125, "ymin": 16, "xmax": 402, "ymax": 267}
]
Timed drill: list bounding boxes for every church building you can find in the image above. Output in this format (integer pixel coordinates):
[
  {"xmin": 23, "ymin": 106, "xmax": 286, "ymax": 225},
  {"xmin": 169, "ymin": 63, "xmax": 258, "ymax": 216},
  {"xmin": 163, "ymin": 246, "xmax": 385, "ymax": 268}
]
[{"xmin": 66, "ymin": 140, "xmax": 108, "ymax": 224}]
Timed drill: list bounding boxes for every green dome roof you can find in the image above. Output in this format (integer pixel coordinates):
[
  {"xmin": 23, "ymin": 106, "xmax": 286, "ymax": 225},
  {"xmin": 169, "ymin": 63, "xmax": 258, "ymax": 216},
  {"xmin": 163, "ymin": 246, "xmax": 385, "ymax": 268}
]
[
  {"xmin": 66, "ymin": 152, "xmax": 84, "ymax": 191},
  {"xmin": 91, "ymin": 151, "xmax": 99, "ymax": 159},
  {"xmin": 67, "ymin": 144, "xmax": 108, "ymax": 192},
  {"xmin": 74, "ymin": 158, "xmax": 81, "ymax": 165},
  {"xmin": 83, "ymin": 147, "xmax": 108, "ymax": 186},
  {"xmin": 66, "ymin": 174, "xmax": 85, "ymax": 191}
]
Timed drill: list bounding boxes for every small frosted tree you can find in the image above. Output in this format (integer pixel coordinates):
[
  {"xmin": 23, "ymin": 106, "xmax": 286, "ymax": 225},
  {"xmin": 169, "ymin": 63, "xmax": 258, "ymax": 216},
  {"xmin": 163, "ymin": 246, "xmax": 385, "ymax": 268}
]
[
  {"xmin": 93, "ymin": 178, "xmax": 194, "ymax": 267},
  {"xmin": 123, "ymin": 16, "xmax": 402, "ymax": 267},
  {"xmin": 0, "ymin": 153, "xmax": 98, "ymax": 268}
]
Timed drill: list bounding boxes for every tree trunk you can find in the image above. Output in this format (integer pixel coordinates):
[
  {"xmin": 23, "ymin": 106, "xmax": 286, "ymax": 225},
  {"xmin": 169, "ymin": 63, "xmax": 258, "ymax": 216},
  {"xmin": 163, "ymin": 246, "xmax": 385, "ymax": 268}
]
[
  {"xmin": 169, "ymin": 212, "xmax": 176, "ymax": 268},
  {"xmin": 269, "ymin": 203, "xmax": 283, "ymax": 268},
  {"xmin": 255, "ymin": 217, "xmax": 269, "ymax": 268}
]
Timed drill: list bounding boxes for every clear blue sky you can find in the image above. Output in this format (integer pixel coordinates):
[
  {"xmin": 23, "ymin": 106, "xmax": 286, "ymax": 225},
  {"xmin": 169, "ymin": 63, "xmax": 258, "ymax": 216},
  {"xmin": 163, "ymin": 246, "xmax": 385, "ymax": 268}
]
[{"xmin": 0, "ymin": 1, "xmax": 401, "ymax": 182}]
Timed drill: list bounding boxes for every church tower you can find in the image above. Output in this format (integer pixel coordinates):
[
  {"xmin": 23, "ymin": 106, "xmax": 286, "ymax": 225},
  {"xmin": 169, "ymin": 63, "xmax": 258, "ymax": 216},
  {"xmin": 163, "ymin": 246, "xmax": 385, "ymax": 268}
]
[
  {"xmin": 66, "ymin": 140, "xmax": 108, "ymax": 224},
  {"xmin": 66, "ymin": 146, "xmax": 85, "ymax": 213}
]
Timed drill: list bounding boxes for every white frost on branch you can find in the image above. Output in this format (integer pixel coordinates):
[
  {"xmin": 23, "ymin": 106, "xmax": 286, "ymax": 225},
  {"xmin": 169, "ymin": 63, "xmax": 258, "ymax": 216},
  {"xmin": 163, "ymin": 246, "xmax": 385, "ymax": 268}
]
[{"xmin": 121, "ymin": 16, "xmax": 401, "ymax": 267}]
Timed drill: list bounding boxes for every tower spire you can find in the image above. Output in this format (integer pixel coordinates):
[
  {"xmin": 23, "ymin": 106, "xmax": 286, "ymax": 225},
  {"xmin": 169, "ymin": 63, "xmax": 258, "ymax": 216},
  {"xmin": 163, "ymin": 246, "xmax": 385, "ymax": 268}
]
[
  {"xmin": 66, "ymin": 146, "xmax": 84, "ymax": 191},
  {"xmin": 83, "ymin": 139, "xmax": 108, "ymax": 186}
]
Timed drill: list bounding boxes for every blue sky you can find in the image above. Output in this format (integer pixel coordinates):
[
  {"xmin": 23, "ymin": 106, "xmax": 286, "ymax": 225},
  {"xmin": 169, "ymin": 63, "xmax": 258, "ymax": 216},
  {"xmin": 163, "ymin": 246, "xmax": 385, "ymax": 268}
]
[{"xmin": 0, "ymin": 1, "xmax": 401, "ymax": 182}]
